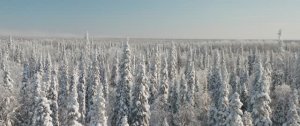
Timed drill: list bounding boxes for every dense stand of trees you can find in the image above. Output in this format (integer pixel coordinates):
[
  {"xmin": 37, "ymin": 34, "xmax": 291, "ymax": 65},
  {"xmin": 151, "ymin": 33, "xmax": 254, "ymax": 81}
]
[{"xmin": 0, "ymin": 37, "xmax": 300, "ymax": 126}]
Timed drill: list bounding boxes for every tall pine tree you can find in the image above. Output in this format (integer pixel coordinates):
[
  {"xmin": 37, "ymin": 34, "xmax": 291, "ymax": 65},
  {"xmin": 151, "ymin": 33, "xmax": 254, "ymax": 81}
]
[
  {"xmin": 112, "ymin": 41, "xmax": 133, "ymax": 126},
  {"xmin": 130, "ymin": 57, "xmax": 150, "ymax": 126},
  {"xmin": 67, "ymin": 65, "xmax": 82, "ymax": 126},
  {"xmin": 251, "ymin": 56, "xmax": 272, "ymax": 126}
]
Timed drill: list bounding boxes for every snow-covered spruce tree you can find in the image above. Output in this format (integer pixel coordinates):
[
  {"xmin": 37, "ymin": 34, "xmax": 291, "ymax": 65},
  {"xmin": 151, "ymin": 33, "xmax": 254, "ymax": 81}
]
[
  {"xmin": 170, "ymin": 78, "xmax": 180, "ymax": 126},
  {"xmin": 294, "ymin": 52, "xmax": 300, "ymax": 101},
  {"xmin": 175, "ymin": 90, "xmax": 197, "ymax": 126},
  {"xmin": 151, "ymin": 56, "xmax": 169, "ymax": 126},
  {"xmin": 67, "ymin": 66, "xmax": 82, "ymax": 126},
  {"xmin": 176, "ymin": 46, "xmax": 183, "ymax": 73},
  {"xmin": 145, "ymin": 50, "xmax": 151, "ymax": 74},
  {"xmin": 32, "ymin": 61, "xmax": 53, "ymax": 126},
  {"xmin": 179, "ymin": 74, "xmax": 187, "ymax": 106},
  {"xmin": 12, "ymin": 44, "xmax": 18, "ymax": 63},
  {"xmin": 18, "ymin": 61, "xmax": 33, "ymax": 125},
  {"xmin": 99, "ymin": 59, "xmax": 109, "ymax": 100},
  {"xmin": 110, "ymin": 54, "xmax": 119, "ymax": 88},
  {"xmin": 44, "ymin": 53, "xmax": 52, "ymax": 88},
  {"xmin": 197, "ymin": 72, "xmax": 210, "ymax": 125},
  {"xmin": 271, "ymin": 55, "xmax": 284, "ymax": 96},
  {"xmin": 78, "ymin": 52, "xmax": 86, "ymax": 124},
  {"xmin": 108, "ymin": 54, "xmax": 118, "ymax": 126},
  {"xmin": 1, "ymin": 45, "xmax": 9, "ymax": 67},
  {"xmin": 85, "ymin": 54, "xmax": 94, "ymax": 123},
  {"xmin": 167, "ymin": 43, "xmax": 177, "ymax": 112},
  {"xmin": 32, "ymin": 97, "xmax": 53, "ymax": 126},
  {"xmin": 250, "ymin": 57, "xmax": 272, "ymax": 126},
  {"xmin": 28, "ymin": 50, "xmax": 37, "ymax": 78},
  {"xmin": 186, "ymin": 49, "xmax": 195, "ymax": 105},
  {"xmin": 216, "ymin": 69, "xmax": 230, "ymax": 126},
  {"xmin": 239, "ymin": 68, "xmax": 250, "ymax": 112},
  {"xmin": 284, "ymin": 89, "xmax": 300, "ymax": 126},
  {"xmin": 194, "ymin": 74, "xmax": 200, "ymax": 93},
  {"xmin": 242, "ymin": 112, "xmax": 253, "ymax": 126},
  {"xmin": 130, "ymin": 58, "xmax": 150, "ymax": 126},
  {"xmin": 86, "ymin": 55, "xmax": 99, "ymax": 124},
  {"xmin": 194, "ymin": 73, "xmax": 205, "ymax": 114},
  {"xmin": 88, "ymin": 64, "xmax": 107, "ymax": 126},
  {"xmin": 168, "ymin": 43, "xmax": 177, "ymax": 82},
  {"xmin": 208, "ymin": 50, "xmax": 223, "ymax": 125},
  {"xmin": 208, "ymin": 50, "xmax": 222, "ymax": 104},
  {"xmin": 184, "ymin": 47, "xmax": 192, "ymax": 75},
  {"xmin": 14, "ymin": 45, "xmax": 23, "ymax": 63},
  {"xmin": 132, "ymin": 55, "xmax": 137, "ymax": 76},
  {"xmin": 264, "ymin": 55, "xmax": 273, "ymax": 94},
  {"xmin": 175, "ymin": 75, "xmax": 196, "ymax": 126},
  {"xmin": 236, "ymin": 54, "xmax": 243, "ymax": 78},
  {"xmin": 208, "ymin": 103, "xmax": 218, "ymax": 126},
  {"xmin": 228, "ymin": 92, "xmax": 244, "ymax": 126},
  {"xmin": 201, "ymin": 47, "xmax": 208, "ymax": 70},
  {"xmin": 58, "ymin": 55, "xmax": 69, "ymax": 125},
  {"xmin": 272, "ymin": 84, "xmax": 291, "ymax": 126},
  {"xmin": 2, "ymin": 60, "xmax": 13, "ymax": 92},
  {"xmin": 112, "ymin": 41, "xmax": 132, "ymax": 126},
  {"xmin": 148, "ymin": 46, "xmax": 160, "ymax": 104},
  {"xmin": 155, "ymin": 45, "xmax": 161, "ymax": 84},
  {"xmin": 248, "ymin": 49, "xmax": 256, "ymax": 76},
  {"xmin": 229, "ymin": 71, "xmax": 239, "ymax": 96},
  {"xmin": 0, "ymin": 97, "xmax": 15, "ymax": 126},
  {"xmin": 221, "ymin": 50, "xmax": 229, "ymax": 86},
  {"xmin": 20, "ymin": 61, "xmax": 32, "ymax": 103},
  {"xmin": 207, "ymin": 50, "xmax": 230, "ymax": 126},
  {"xmin": 284, "ymin": 55, "xmax": 294, "ymax": 86},
  {"xmin": 46, "ymin": 62, "xmax": 59, "ymax": 126},
  {"xmin": 36, "ymin": 56, "xmax": 44, "ymax": 77}
]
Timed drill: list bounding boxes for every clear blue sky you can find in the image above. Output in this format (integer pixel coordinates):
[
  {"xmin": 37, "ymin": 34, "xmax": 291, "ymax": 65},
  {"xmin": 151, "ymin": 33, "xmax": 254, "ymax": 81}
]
[{"xmin": 1, "ymin": 0, "xmax": 300, "ymax": 39}]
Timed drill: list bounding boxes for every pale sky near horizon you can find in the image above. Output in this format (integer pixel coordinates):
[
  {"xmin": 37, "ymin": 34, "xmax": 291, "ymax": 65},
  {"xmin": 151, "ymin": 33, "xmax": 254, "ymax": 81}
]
[{"xmin": 1, "ymin": 0, "xmax": 300, "ymax": 39}]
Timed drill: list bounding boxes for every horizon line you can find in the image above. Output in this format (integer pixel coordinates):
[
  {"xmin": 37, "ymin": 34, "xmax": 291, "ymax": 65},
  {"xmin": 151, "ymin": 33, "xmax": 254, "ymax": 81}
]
[{"xmin": 0, "ymin": 34, "xmax": 297, "ymax": 41}]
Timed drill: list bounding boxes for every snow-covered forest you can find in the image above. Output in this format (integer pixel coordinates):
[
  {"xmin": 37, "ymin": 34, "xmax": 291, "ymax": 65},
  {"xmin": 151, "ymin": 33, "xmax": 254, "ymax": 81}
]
[{"xmin": 0, "ymin": 36, "xmax": 299, "ymax": 126}]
